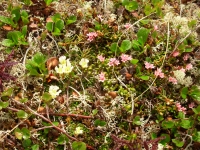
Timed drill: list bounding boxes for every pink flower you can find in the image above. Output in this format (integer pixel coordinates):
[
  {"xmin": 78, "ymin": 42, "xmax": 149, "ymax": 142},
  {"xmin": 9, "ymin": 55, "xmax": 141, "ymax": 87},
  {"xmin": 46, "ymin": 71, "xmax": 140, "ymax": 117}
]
[
  {"xmin": 120, "ymin": 54, "xmax": 132, "ymax": 63},
  {"xmin": 108, "ymin": 58, "xmax": 120, "ymax": 66},
  {"xmin": 87, "ymin": 32, "xmax": 98, "ymax": 42},
  {"xmin": 97, "ymin": 15, "xmax": 103, "ymax": 22},
  {"xmin": 176, "ymin": 102, "xmax": 187, "ymax": 114},
  {"xmin": 144, "ymin": 61, "xmax": 155, "ymax": 69},
  {"xmin": 154, "ymin": 25, "xmax": 158, "ymax": 31},
  {"xmin": 98, "ymin": 72, "xmax": 105, "ymax": 82},
  {"xmin": 124, "ymin": 23, "xmax": 131, "ymax": 29},
  {"xmin": 180, "ymin": 68, "xmax": 186, "ymax": 72},
  {"xmin": 183, "ymin": 54, "xmax": 190, "ymax": 61},
  {"xmin": 154, "ymin": 68, "xmax": 164, "ymax": 78},
  {"xmin": 189, "ymin": 102, "xmax": 195, "ymax": 109},
  {"xmin": 172, "ymin": 51, "xmax": 180, "ymax": 57},
  {"xmin": 168, "ymin": 76, "xmax": 177, "ymax": 84},
  {"xmin": 185, "ymin": 63, "xmax": 193, "ymax": 70},
  {"xmin": 97, "ymin": 55, "xmax": 105, "ymax": 62}
]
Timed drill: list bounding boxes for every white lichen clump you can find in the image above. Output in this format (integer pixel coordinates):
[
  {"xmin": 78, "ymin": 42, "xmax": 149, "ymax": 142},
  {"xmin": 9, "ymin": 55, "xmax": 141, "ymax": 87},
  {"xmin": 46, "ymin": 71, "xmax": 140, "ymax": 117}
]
[{"xmin": 173, "ymin": 70, "xmax": 193, "ymax": 87}]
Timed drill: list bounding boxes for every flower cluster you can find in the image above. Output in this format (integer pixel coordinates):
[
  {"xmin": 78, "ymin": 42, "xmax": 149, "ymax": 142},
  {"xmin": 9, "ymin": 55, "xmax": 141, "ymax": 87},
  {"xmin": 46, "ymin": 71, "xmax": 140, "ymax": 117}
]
[
  {"xmin": 154, "ymin": 68, "xmax": 164, "ymax": 78},
  {"xmin": 108, "ymin": 58, "xmax": 120, "ymax": 66},
  {"xmin": 175, "ymin": 102, "xmax": 187, "ymax": 114},
  {"xmin": 55, "ymin": 56, "xmax": 73, "ymax": 74},
  {"xmin": 87, "ymin": 32, "xmax": 98, "ymax": 42},
  {"xmin": 98, "ymin": 72, "xmax": 106, "ymax": 82},
  {"xmin": 144, "ymin": 62, "xmax": 155, "ymax": 69},
  {"xmin": 120, "ymin": 54, "xmax": 132, "ymax": 63}
]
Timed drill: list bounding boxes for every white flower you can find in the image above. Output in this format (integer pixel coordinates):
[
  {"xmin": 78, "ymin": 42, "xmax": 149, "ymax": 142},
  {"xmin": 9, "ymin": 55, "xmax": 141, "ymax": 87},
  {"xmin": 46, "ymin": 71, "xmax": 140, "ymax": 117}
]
[
  {"xmin": 157, "ymin": 143, "xmax": 164, "ymax": 150},
  {"xmin": 74, "ymin": 127, "xmax": 83, "ymax": 135},
  {"xmin": 55, "ymin": 59, "xmax": 73, "ymax": 74},
  {"xmin": 83, "ymin": 1, "xmax": 93, "ymax": 10},
  {"xmin": 79, "ymin": 58, "xmax": 89, "ymax": 68},
  {"xmin": 63, "ymin": 59, "xmax": 73, "ymax": 73},
  {"xmin": 49, "ymin": 85, "xmax": 61, "ymax": 99},
  {"xmin": 59, "ymin": 56, "xmax": 67, "ymax": 65}
]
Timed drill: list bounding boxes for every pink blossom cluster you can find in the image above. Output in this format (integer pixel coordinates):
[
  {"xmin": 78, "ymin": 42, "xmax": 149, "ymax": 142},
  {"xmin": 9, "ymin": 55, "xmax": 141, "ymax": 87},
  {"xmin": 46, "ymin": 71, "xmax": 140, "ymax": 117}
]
[
  {"xmin": 168, "ymin": 76, "xmax": 177, "ymax": 84},
  {"xmin": 98, "ymin": 72, "xmax": 105, "ymax": 82},
  {"xmin": 185, "ymin": 63, "xmax": 193, "ymax": 70},
  {"xmin": 176, "ymin": 102, "xmax": 187, "ymax": 114},
  {"xmin": 189, "ymin": 102, "xmax": 195, "ymax": 109},
  {"xmin": 124, "ymin": 23, "xmax": 131, "ymax": 29},
  {"xmin": 183, "ymin": 54, "xmax": 190, "ymax": 61},
  {"xmin": 87, "ymin": 32, "xmax": 98, "ymax": 42},
  {"xmin": 120, "ymin": 54, "xmax": 132, "ymax": 62},
  {"xmin": 172, "ymin": 51, "xmax": 180, "ymax": 57},
  {"xmin": 97, "ymin": 55, "xmax": 105, "ymax": 62},
  {"xmin": 108, "ymin": 58, "xmax": 120, "ymax": 66},
  {"xmin": 154, "ymin": 68, "xmax": 164, "ymax": 78},
  {"xmin": 144, "ymin": 62, "xmax": 155, "ymax": 69}
]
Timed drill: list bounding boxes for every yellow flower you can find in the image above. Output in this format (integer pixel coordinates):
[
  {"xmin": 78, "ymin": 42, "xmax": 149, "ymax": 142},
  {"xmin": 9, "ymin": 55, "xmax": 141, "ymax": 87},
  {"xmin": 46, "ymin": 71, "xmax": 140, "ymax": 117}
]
[
  {"xmin": 49, "ymin": 85, "xmax": 61, "ymax": 99},
  {"xmin": 55, "ymin": 59, "xmax": 73, "ymax": 74},
  {"xmin": 79, "ymin": 58, "xmax": 89, "ymax": 68}
]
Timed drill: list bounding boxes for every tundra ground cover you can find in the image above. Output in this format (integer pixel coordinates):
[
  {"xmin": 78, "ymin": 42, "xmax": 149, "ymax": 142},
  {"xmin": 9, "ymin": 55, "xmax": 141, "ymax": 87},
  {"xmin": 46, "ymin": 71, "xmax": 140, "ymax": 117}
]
[{"xmin": 0, "ymin": 0, "xmax": 200, "ymax": 149}]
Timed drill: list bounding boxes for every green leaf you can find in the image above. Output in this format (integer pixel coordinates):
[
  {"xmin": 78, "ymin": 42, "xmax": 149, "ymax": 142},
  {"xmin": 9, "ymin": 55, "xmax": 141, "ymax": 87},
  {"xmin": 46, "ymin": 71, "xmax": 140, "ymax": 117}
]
[
  {"xmin": 57, "ymin": 134, "xmax": 69, "ymax": 144},
  {"xmin": 2, "ymin": 39, "xmax": 15, "ymax": 47},
  {"xmin": 22, "ymin": 25, "xmax": 27, "ymax": 37},
  {"xmin": 161, "ymin": 120, "xmax": 174, "ymax": 129},
  {"xmin": 110, "ymin": 42, "xmax": 118, "ymax": 52},
  {"xmin": 137, "ymin": 28, "xmax": 150, "ymax": 46},
  {"xmin": 125, "ymin": 1, "xmax": 138, "ymax": 11},
  {"xmin": 92, "ymin": 109, "xmax": 98, "ymax": 116},
  {"xmin": 55, "ymin": 20, "xmax": 64, "ymax": 30},
  {"xmin": 130, "ymin": 59, "xmax": 139, "ymax": 65},
  {"xmin": 31, "ymin": 144, "xmax": 39, "ymax": 150},
  {"xmin": 32, "ymin": 52, "xmax": 47, "ymax": 65},
  {"xmin": 180, "ymin": 119, "xmax": 192, "ymax": 129},
  {"xmin": 159, "ymin": 134, "xmax": 170, "ymax": 145},
  {"xmin": 189, "ymin": 86, "xmax": 200, "ymax": 101},
  {"xmin": 0, "ymin": 16, "xmax": 15, "ymax": 26},
  {"xmin": 66, "ymin": 15, "xmax": 77, "ymax": 25},
  {"xmin": 11, "ymin": 7, "xmax": 21, "ymax": 22},
  {"xmin": 172, "ymin": 139, "xmax": 184, "ymax": 147},
  {"xmin": 22, "ymin": 139, "xmax": 32, "ymax": 148},
  {"xmin": 132, "ymin": 115, "xmax": 141, "ymax": 125},
  {"xmin": 17, "ymin": 110, "xmax": 28, "ymax": 119},
  {"xmin": 20, "ymin": 98, "xmax": 28, "ymax": 103},
  {"xmin": 21, "ymin": 127, "xmax": 31, "ymax": 139},
  {"xmin": 72, "ymin": 141, "xmax": 86, "ymax": 150},
  {"xmin": 0, "ymin": 102, "xmax": 9, "ymax": 110},
  {"xmin": 122, "ymin": 0, "xmax": 129, "ymax": 6},
  {"xmin": 181, "ymin": 87, "xmax": 188, "ymax": 99},
  {"xmin": 46, "ymin": 22, "xmax": 54, "ymax": 32},
  {"xmin": 132, "ymin": 40, "xmax": 141, "ymax": 51},
  {"xmin": 1, "ymin": 88, "xmax": 13, "ymax": 97},
  {"xmin": 15, "ymin": 128, "xmax": 23, "ymax": 140},
  {"xmin": 7, "ymin": 31, "xmax": 22, "ymax": 44},
  {"xmin": 120, "ymin": 40, "xmax": 132, "ymax": 52},
  {"xmin": 139, "ymin": 75, "xmax": 149, "ymax": 80},
  {"xmin": 192, "ymin": 105, "xmax": 200, "ymax": 114},
  {"xmin": 44, "ymin": 0, "xmax": 53, "ymax": 6},
  {"xmin": 94, "ymin": 119, "xmax": 106, "ymax": 127},
  {"xmin": 144, "ymin": 4, "xmax": 152, "ymax": 15},
  {"xmin": 52, "ymin": 13, "xmax": 61, "ymax": 22},
  {"xmin": 193, "ymin": 131, "xmax": 200, "ymax": 142},
  {"xmin": 42, "ymin": 92, "xmax": 52, "ymax": 103}
]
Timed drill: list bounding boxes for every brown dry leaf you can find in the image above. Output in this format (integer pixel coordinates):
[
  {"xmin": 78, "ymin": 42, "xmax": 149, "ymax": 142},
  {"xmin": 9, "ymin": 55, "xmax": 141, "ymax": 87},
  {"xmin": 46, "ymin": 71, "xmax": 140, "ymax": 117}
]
[
  {"xmin": 46, "ymin": 57, "xmax": 58, "ymax": 71},
  {"xmin": 108, "ymin": 91, "xmax": 117, "ymax": 99},
  {"xmin": 3, "ymin": 25, "xmax": 12, "ymax": 31}
]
